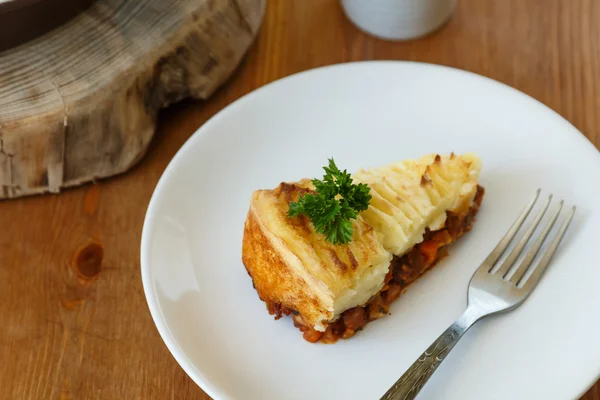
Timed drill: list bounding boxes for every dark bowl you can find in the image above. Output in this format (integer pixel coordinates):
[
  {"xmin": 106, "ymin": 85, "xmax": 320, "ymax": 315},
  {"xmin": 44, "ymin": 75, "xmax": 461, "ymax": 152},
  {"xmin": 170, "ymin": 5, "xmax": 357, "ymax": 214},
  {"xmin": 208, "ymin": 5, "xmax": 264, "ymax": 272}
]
[{"xmin": 0, "ymin": 0, "xmax": 96, "ymax": 52}]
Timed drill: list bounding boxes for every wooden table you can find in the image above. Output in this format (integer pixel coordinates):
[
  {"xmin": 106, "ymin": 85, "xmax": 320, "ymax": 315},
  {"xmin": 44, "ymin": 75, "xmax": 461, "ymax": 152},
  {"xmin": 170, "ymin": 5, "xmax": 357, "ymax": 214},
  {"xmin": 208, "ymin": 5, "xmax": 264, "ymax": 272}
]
[{"xmin": 1, "ymin": 0, "xmax": 598, "ymax": 398}]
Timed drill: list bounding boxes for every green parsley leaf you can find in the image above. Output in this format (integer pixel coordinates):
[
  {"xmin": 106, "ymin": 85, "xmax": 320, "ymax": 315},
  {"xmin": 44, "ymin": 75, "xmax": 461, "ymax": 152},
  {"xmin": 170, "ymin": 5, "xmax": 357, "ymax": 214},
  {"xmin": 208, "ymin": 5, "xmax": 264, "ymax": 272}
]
[{"xmin": 287, "ymin": 158, "xmax": 371, "ymax": 245}]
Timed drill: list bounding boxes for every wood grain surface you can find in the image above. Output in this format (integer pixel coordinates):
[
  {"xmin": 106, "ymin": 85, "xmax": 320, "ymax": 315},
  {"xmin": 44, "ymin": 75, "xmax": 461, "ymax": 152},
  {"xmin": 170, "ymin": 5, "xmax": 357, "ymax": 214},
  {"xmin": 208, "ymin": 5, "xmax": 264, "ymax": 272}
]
[
  {"xmin": 0, "ymin": 0, "xmax": 264, "ymax": 199},
  {"xmin": 0, "ymin": 0, "xmax": 598, "ymax": 399}
]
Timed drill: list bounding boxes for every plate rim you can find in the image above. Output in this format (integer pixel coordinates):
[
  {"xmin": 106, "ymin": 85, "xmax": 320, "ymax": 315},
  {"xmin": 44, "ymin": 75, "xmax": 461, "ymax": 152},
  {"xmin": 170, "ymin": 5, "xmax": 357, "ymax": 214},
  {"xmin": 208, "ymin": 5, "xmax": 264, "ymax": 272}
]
[{"xmin": 140, "ymin": 60, "xmax": 600, "ymax": 400}]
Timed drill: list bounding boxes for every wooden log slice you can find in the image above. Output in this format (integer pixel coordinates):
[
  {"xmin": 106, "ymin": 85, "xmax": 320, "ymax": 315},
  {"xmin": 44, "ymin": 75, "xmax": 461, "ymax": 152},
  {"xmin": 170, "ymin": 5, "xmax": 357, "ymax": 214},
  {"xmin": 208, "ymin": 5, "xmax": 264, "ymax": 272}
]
[{"xmin": 0, "ymin": 0, "xmax": 265, "ymax": 199}]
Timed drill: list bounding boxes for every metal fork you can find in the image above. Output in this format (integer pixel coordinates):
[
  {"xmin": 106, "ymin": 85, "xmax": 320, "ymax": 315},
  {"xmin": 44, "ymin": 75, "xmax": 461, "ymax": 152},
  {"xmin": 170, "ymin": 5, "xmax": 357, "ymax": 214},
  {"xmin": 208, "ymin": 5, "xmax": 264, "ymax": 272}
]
[{"xmin": 380, "ymin": 189, "xmax": 576, "ymax": 400}]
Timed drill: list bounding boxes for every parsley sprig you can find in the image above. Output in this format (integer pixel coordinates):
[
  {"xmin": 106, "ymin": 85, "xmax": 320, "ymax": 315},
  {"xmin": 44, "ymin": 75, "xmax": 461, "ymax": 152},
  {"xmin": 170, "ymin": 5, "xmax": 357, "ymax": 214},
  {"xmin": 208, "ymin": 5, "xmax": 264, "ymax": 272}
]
[{"xmin": 287, "ymin": 158, "xmax": 371, "ymax": 245}]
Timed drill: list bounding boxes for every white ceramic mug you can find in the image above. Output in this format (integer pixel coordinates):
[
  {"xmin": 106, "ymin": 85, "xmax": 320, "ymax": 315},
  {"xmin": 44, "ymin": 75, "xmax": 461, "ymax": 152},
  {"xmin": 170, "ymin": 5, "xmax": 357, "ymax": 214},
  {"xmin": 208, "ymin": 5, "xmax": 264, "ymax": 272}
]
[{"xmin": 340, "ymin": 0, "xmax": 457, "ymax": 41}]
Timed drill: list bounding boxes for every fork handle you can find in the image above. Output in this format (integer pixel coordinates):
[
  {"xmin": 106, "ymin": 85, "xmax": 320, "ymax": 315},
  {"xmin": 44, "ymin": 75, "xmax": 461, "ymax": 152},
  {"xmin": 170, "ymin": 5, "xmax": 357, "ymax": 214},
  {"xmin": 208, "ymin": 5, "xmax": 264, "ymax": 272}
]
[{"xmin": 379, "ymin": 307, "xmax": 483, "ymax": 400}]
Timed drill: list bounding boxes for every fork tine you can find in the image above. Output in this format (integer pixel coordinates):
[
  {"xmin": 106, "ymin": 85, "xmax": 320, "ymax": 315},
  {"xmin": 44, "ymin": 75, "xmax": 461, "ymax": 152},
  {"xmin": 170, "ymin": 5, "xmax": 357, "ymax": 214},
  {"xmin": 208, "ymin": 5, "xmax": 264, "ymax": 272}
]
[
  {"xmin": 494, "ymin": 194, "xmax": 552, "ymax": 278},
  {"xmin": 520, "ymin": 205, "xmax": 576, "ymax": 290},
  {"xmin": 509, "ymin": 201, "xmax": 564, "ymax": 284},
  {"xmin": 480, "ymin": 189, "xmax": 540, "ymax": 272}
]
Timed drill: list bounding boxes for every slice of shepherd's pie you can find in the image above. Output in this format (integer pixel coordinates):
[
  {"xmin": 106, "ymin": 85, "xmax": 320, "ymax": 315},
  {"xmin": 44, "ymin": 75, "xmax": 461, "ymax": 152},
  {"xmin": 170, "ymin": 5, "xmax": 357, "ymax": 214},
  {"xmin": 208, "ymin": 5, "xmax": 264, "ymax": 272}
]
[{"xmin": 242, "ymin": 153, "xmax": 484, "ymax": 343}]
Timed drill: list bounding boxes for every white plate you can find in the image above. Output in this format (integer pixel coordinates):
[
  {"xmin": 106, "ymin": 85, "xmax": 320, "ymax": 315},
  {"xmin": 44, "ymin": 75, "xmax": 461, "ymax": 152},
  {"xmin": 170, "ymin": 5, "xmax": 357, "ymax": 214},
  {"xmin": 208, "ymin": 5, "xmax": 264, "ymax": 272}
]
[{"xmin": 141, "ymin": 61, "xmax": 600, "ymax": 400}]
